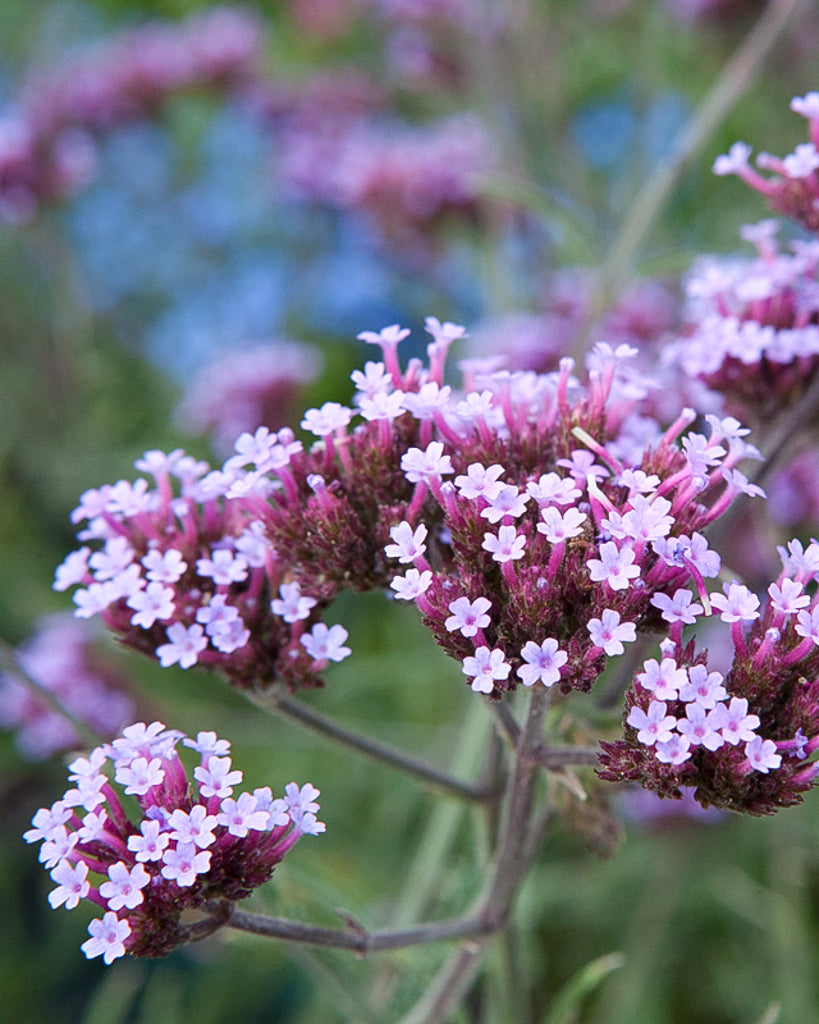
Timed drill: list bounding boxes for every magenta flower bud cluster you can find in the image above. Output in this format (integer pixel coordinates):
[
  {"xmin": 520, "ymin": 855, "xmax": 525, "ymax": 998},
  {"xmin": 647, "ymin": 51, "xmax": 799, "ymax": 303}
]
[
  {"xmin": 600, "ymin": 539, "xmax": 819, "ymax": 815},
  {"xmin": 0, "ymin": 6, "xmax": 262, "ymax": 222},
  {"xmin": 713, "ymin": 92, "xmax": 819, "ymax": 234},
  {"xmin": 23, "ymin": 721, "xmax": 324, "ymax": 962},
  {"xmin": 667, "ymin": 218, "xmax": 819, "ymax": 423},
  {"xmin": 55, "ymin": 318, "xmax": 760, "ymax": 702}
]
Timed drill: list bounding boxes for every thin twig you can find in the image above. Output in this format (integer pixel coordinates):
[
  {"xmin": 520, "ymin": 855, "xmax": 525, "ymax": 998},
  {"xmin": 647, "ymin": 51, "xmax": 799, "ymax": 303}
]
[
  {"xmin": 192, "ymin": 900, "xmax": 492, "ymax": 954},
  {"xmin": 489, "ymin": 700, "xmax": 521, "ymax": 749},
  {"xmin": 248, "ymin": 687, "xmax": 496, "ymax": 803}
]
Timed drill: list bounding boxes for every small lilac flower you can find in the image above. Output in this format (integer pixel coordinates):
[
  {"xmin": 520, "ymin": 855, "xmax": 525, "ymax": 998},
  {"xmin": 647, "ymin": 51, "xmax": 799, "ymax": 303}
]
[
  {"xmin": 795, "ymin": 606, "xmax": 819, "ymax": 646},
  {"xmin": 678, "ymin": 665, "xmax": 727, "ymax": 708},
  {"xmin": 196, "ymin": 549, "xmax": 248, "ymax": 585},
  {"xmin": 653, "ymin": 533, "xmax": 721, "ymax": 578},
  {"xmin": 537, "ymin": 506, "xmax": 587, "ymax": 543},
  {"xmin": 720, "ymin": 698, "xmax": 761, "ymax": 745},
  {"xmin": 89, "ymin": 538, "xmax": 135, "ymax": 581},
  {"xmin": 636, "ymin": 659, "xmax": 688, "ymax": 701},
  {"xmin": 385, "ymin": 521, "xmax": 428, "ymax": 563},
  {"xmin": 390, "ymin": 568, "xmax": 433, "ymax": 600},
  {"xmin": 744, "ymin": 737, "xmax": 782, "ymax": 773},
  {"xmin": 99, "ymin": 862, "xmax": 150, "ymax": 911},
  {"xmin": 300, "ymin": 402, "xmax": 352, "ymax": 436},
  {"xmin": 115, "ymin": 757, "xmax": 165, "ymax": 796},
  {"xmin": 654, "ymin": 734, "xmax": 692, "ymax": 766},
  {"xmin": 445, "ymin": 596, "xmax": 492, "ymax": 638},
  {"xmin": 620, "ymin": 495, "xmax": 674, "ymax": 543},
  {"xmin": 650, "ymin": 589, "xmax": 703, "ymax": 625},
  {"xmin": 39, "ymin": 827, "xmax": 78, "ymax": 869},
  {"xmin": 586, "ymin": 542, "xmax": 640, "ymax": 591},
  {"xmin": 127, "ymin": 819, "xmax": 170, "ymax": 862},
  {"xmin": 141, "ymin": 548, "xmax": 187, "ymax": 583},
  {"xmin": 481, "ymin": 525, "xmax": 526, "ymax": 563},
  {"xmin": 401, "ymin": 442, "xmax": 454, "ymax": 483},
  {"xmin": 358, "ymin": 390, "xmax": 407, "ymax": 421},
  {"xmin": 557, "ymin": 450, "xmax": 608, "ymax": 485},
  {"xmin": 454, "ymin": 463, "xmax": 505, "ymax": 501},
  {"xmin": 526, "ymin": 473, "xmax": 581, "ymax": 507},
  {"xmin": 517, "ymin": 638, "xmax": 567, "ymax": 688},
  {"xmin": 481, "ymin": 485, "xmax": 529, "ymax": 523},
  {"xmin": 156, "ymin": 623, "xmax": 208, "ymax": 669},
  {"xmin": 462, "ymin": 647, "xmax": 511, "ymax": 694},
  {"xmin": 73, "ymin": 582, "xmax": 115, "ymax": 619},
  {"xmin": 210, "ymin": 618, "xmax": 250, "ymax": 654},
  {"xmin": 24, "ymin": 802, "xmax": 72, "ymax": 844},
  {"xmin": 48, "ymin": 859, "xmax": 90, "ymax": 910},
  {"xmin": 711, "ymin": 583, "xmax": 761, "ymax": 622},
  {"xmin": 300, "ymin": 623, "xmax": 351, "ymax": 662},
  {"xmin": 587, "ymin": 610, "xmax": 636, "ymax": 656},
  {"xmin": 167, "ymin": 805, "xmax": 219, "ymax": 849},
  {"xmin": 626, "ymin": 701, "xmax": 676, "ymax": 746},
  {"xmin": 81, "ymin": 912, "xmax": 131, "ymax": 964},
  {"xmin": 161, "ymin": 842, "xmax": 211, "ymax": 887},
  {"xmin": 676, "ymin": 702, "xmax": 727, "ymax": 751},
  {"xmin": 270, "ymin": 582, "xmax": 317, "ymax": 623},
  {"xmin": 53, "ymin": 548, "xmax": 91, "ymax": 591},
  {"xmin": 194, "ymin": 756, "xmax": 243, "ymax": 799},
  {"xmin": 217, "ymin": 793, "xmax": 270, "ymax": 837},
  {"xmin": 768, "ymin": 579, "xmax": 809, "ymax": 617},
  {"xmin": 127, "ymin": 582, "xmax": 175, "ymax": 628}
]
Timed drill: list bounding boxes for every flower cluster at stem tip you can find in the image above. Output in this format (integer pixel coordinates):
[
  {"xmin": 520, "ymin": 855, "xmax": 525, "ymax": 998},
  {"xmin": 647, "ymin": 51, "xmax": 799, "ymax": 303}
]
[
  {"xmin": 667, "ymin": 217, "xmax": 819, "ymax": 425},
  {"xmin": 48, "ymin": 315, "xmax": 819, "ymax": 816},
  {"xmin": 714, "ymin": 92, "xmax": 819, "ymax": 234},
  {"xmin": 24, "ymin": 721, "xmax": 323, "ymax": 963},
  {"xmin": 599, "ymin": 536, "xmax": 819, "ymax": 815},
  {"xmin": 55, "ymin": 316, "xmax": 760, "ymax": 704}
]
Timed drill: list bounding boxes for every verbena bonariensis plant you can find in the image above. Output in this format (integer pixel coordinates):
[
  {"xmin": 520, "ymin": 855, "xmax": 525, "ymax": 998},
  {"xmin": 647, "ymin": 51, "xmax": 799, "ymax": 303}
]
[
  {"xmin": 17, "ymin": 4, "xmax": 819, "ymax": 1021},
  {"xmin": 30, "ymin": 305, "xmax": 819, "ymax": 1016}
]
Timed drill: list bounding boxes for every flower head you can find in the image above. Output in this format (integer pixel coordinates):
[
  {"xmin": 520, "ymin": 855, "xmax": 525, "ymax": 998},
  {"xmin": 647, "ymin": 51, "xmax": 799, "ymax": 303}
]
[{"xmin": 25, "ymin": 722, "xmax": 324, "ymax": 963}]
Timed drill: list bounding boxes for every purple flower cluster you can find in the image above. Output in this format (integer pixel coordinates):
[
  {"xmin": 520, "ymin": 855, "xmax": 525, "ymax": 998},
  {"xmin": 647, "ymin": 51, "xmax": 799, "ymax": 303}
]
[
  {"xmin": 0, "ymin": 615, "xmax": 134, "ymax": 760},
  {"xmin": 0, "ymin": 7, "xmax": 262, "ymax": 222},
  {"xmin": 55, "ymin": 318, "xmax": 759, "ymax": 701},
  {"xmin": 666, "ymin": 218, "xmax": 819, "ymax": 423},
  {"xmin": 23, "ymin": 721, "xmax": 323, "ymax": 962},
  {"xmin": 713, "ymin": 92, "xmax": 819, "ymax": 234},
  {"xmin": 600, "ymin": 539, "xmax": 819, "ymax": 815},
  {"xmin": 276, "ymin": 112, "xmax": 501, "ymax": 256}
]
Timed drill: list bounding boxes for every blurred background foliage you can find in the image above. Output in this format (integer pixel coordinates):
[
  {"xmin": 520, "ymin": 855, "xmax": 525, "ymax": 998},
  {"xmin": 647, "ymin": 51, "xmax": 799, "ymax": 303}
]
[{"xmin": 2, "ymin": 0, "xmax": 819, "ymax": 1022}]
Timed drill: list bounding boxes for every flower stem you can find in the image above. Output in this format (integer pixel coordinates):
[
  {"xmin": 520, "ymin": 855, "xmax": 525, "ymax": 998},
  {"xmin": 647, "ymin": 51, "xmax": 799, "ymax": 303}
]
[
  {"xmin": 581, "ymin": 0, "xmax": 808, "ymax": 349},
  {"xmin": 248, "ymin": 686, "xmax": 496, "ymax": 803},
  {"xmin": 194, "ymin": 899, "xmax": 492, "ymax": 953},
  {"xmin": 399, "ymin": 688, "xmax": 552, "ymax": 1024}
]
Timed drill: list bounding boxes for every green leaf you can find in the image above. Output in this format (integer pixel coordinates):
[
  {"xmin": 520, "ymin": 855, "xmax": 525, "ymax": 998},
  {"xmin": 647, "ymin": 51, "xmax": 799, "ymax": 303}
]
[{"xmin": 541, "ymin": 952, "xmax": 626, "ymax": 1024}]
